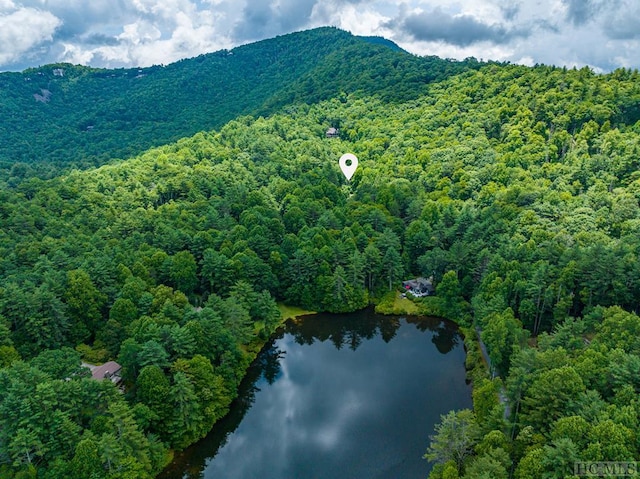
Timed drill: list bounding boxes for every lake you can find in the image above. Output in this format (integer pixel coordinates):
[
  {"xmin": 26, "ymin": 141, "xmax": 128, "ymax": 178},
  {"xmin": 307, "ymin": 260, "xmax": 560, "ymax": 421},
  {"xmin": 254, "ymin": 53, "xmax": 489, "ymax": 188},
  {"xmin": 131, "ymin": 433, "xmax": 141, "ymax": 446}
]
[{"xmin": 159, "ymin": 308, "xmax": 472, "ymax": 479}]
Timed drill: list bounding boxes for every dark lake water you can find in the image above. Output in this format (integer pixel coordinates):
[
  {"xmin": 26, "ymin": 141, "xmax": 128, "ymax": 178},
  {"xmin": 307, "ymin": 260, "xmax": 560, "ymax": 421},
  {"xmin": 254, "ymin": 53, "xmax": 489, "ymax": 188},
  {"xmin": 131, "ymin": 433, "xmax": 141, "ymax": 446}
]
[{"xmin": 160, "ymin": 309, "xmax": 472, "ymax": 479}]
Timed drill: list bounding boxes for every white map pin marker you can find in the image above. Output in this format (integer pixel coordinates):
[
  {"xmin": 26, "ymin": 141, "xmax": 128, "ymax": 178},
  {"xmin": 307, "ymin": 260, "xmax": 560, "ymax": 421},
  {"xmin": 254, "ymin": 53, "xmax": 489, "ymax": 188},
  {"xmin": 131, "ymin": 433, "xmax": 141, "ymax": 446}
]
[{"xmin": 339, "ymin": 153, "xmax": 358, "ymax": 181}]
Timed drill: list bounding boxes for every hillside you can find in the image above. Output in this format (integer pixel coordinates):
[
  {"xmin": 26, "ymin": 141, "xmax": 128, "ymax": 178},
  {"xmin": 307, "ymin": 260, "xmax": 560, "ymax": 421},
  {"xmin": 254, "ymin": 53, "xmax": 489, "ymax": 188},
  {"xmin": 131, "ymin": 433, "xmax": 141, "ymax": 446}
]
[
  {"xmin": 0, "ymin": 27, "xmax": 477, "ymax": 182},
  {"xmin": 1, "ymin": 53, "xmax": 640, "ymax": 477}
]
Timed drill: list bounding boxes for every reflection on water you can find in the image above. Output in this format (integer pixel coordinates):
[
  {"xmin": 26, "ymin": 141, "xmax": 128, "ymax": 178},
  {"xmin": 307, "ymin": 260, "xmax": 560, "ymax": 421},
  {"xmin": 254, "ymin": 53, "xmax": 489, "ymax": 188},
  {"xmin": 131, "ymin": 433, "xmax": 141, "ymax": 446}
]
[
  {"xmin": 160, "ymin": 308, "xmax": 471, "ymax": 479},
  {"xmin": 289, "ymin": 309, "xmax": 401, "ymax": 349}
]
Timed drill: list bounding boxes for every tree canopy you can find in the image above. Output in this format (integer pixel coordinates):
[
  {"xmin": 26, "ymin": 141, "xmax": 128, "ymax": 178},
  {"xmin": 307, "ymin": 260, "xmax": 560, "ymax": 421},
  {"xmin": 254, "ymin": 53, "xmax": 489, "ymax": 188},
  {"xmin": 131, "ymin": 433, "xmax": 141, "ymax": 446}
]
[{"xmin": 0, "ymin": 27, "xmax": 477, "ymax": 183}]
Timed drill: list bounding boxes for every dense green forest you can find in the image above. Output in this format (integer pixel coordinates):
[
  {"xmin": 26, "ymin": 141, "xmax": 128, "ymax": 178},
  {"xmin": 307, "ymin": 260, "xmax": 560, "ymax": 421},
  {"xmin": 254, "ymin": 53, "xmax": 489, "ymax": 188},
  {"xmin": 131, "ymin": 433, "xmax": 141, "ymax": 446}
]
[
  {"xmin": 1, "ymin": 28, "xmax": 640, "ymax": 478},
  {"xmin": 0, "ymin": 27, "xmax": 476, "ymax": 182}
]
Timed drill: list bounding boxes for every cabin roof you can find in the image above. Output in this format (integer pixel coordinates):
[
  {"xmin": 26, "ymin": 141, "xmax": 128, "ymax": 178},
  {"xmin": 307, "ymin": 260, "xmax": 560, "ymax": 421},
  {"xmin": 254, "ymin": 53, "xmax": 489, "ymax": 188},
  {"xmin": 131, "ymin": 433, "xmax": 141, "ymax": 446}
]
[
  {"xmin": 326, "ymin": 127, "xmax": 339, "ymax": 137},
  {"xmin": 91, "ymin": 361, "xmax": 122, "ymax": 380},
  {"xmin": 402, "ymin": 277, "xmax": 435, "ymax": 291}
]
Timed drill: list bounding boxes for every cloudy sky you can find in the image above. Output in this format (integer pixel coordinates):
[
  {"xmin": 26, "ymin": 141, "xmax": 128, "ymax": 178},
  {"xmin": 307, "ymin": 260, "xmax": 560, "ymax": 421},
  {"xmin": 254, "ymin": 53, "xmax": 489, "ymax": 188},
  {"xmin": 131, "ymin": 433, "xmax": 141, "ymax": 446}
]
[{"xmin": 1, "ymin": 0, "xmax": 639, "ymax": 72}]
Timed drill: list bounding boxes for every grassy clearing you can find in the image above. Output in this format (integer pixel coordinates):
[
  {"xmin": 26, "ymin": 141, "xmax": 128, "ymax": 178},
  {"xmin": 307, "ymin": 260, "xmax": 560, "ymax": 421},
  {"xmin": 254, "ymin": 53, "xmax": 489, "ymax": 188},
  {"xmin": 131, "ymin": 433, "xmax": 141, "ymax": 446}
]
[
  {"xmin": 277, "ymin": 303, "xmax": 316, "ymax": 320},
  {"xmin": 375, "ymin": 291, "xmax": 448, "ymax": 317},
  {"xmin": 392, "ymin": 294, "xmax": 421, "ymax": 314},
  {"xmin": 375, "ymin": 291, "xmax": 421, "ymax": 315}
]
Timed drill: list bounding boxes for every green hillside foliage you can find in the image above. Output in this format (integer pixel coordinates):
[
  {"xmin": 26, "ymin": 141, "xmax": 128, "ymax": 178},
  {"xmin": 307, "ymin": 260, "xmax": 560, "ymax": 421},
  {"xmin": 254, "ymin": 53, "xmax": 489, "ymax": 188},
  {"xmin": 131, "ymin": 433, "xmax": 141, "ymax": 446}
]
[
  {"xmin": 1, "ymin": 54, "xmax": 640, "ymax": 477},
  {"xmin": 0, "ymin": 27, "xmax": 476, "ymax": 183}
]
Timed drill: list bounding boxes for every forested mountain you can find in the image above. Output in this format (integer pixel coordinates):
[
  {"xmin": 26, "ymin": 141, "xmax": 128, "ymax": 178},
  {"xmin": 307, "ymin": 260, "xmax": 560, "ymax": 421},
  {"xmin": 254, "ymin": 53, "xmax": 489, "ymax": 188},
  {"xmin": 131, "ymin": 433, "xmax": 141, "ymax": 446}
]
[
  {"xmin": 1, "ymin": 32, "xmax": 640, "ymax": 478},
  {"xmin": 0, "ymin": 27, "xmax": 477, "ymax": 181}
]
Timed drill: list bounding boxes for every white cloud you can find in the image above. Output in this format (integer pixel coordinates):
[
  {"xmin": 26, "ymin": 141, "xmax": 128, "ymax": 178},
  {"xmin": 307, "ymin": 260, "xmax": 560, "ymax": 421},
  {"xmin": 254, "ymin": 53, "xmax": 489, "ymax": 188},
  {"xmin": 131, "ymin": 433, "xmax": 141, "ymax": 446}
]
[
  {"xmin": 119, "ymin": 21, "xmax": 162, "ymax": 45},
  {"xmin": 60, "ymin": 42, "xmax": 95, "ymax": 65},
  {"xmin": 311, "ymin": 2, "xmax": 390, "ymax": 36},
  {"xmin": 396, "ymin": 37, "xmax": 515, "ymax": 62},
  {"xmin": 132, "ymin": 0, "xmax": 197, "ymax": 20},
  {"xmin": 55, "ymin": 1, "xmax": 231, "ymax": 68},
  {"xmin": 118, "ymin": 11, "xmax": 223, "ymax": 66},
  {"xmin": 0, "ymin": 0, "xmax": 639, "ymax": 72},
  {"xmin": 0, "ymin": 7, "xmax": 61, "ymax": 65},
  {"xmin": 0, "ymin": 0, "xmax": 16, "ymax": 12}
]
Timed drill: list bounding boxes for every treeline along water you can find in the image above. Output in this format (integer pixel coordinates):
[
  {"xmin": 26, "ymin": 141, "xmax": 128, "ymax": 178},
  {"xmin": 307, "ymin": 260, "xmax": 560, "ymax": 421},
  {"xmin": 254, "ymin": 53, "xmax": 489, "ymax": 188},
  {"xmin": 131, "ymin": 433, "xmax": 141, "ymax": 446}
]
[{"xmin": 160, "ymin": 309, "xmax": 472, "ymax": 479}]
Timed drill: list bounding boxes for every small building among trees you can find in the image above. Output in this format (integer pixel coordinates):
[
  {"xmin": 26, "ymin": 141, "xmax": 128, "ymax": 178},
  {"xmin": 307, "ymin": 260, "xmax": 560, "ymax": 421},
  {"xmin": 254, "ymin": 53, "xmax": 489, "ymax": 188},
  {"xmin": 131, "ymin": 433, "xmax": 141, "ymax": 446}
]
[
  {"xmin": 402, "ymin": 277, "xmax": 435, "ymax": 297},
  {"xmin": 325, "ymin": 127, "xmax": 339, "ymax": 138},
  {"xmin": 89, "ymin": 361, "xmax": 123, "ymax": 385}
]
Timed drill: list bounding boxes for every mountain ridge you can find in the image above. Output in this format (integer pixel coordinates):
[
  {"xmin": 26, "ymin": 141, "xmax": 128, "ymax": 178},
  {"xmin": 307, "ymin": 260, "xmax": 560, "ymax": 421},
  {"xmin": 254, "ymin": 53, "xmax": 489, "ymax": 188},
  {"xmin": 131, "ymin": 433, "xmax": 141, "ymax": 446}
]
[{"xmin": 0, "ymin": 27, "xmax": 478, "ymax": 181}]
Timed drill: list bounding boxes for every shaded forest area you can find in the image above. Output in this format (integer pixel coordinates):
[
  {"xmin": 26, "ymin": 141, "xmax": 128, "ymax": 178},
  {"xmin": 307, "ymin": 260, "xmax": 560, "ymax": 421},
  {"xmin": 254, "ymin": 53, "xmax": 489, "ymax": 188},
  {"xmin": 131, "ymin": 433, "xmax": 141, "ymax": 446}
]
[{"xmin": 1, "ymin": 33, "xmax": 640, "ymax": 478}]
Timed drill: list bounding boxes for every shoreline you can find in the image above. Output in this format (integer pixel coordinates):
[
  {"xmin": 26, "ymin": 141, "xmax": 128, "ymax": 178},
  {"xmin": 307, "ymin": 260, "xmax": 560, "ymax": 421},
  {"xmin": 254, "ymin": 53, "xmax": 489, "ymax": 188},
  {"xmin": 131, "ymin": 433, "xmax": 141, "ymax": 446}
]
[
  {"xmin": 160, "ymin": 298, "xmax": 487, "ymax": 478},
  {"xmin": 159, "ymin": 303, "xmax": 317, "ymax": 476}
]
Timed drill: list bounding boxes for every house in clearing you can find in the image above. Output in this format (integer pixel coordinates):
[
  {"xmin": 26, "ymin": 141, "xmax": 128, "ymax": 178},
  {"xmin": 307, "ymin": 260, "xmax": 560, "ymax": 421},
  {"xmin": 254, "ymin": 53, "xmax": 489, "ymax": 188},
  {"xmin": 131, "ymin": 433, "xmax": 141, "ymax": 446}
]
[
  {"xmin": 402, "ymin": 277, "xmax": 435, "ymax": 297},
  {"xmin": 90, "ymin": 361, "xmax": 123, "ymax": 385}
]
